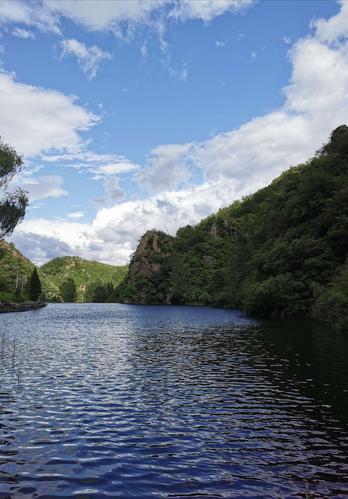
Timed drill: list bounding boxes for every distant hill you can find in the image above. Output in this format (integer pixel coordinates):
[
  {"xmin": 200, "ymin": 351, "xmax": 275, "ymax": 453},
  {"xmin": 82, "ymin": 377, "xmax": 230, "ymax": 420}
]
[
  {"xmin": 0, "ymin": 240, "xmax": 60, "ymax": 302},
  {"xmin": 0, "ymin": 243, "xmax": 127, "ymax": 302},
  {"xmin": 40, "ymin": 256, "xmax": 127, "ymax": 302}
]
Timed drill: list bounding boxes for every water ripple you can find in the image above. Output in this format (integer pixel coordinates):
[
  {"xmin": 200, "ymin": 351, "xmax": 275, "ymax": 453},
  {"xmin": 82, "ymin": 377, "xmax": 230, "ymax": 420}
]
[{"xmin": 0, "ymin": 304, "xmax": 347, "ymax": 497}]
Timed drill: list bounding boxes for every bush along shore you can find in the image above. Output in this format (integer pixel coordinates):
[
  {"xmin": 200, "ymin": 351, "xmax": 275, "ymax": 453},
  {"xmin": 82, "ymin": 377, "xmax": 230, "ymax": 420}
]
[{"xmin": 0, "ymin": 301, "xmax": 47, "ymax": 314}]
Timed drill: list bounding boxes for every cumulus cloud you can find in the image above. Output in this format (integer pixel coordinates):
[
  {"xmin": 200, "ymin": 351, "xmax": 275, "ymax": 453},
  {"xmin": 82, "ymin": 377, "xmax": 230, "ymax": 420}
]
[
  {"xmin": 11, "ymin": 178, "xmax": 234, "ymax": 265},
  {"xmin": 46, "ymin": 0, "xmax": 166, "ymax": 31},
  {"xmin": 136, "ymin": 143, "xmax": 192, "ymax": 193},
  {"xmin": 11, "ymin": 231, "xmax": 72, "ymax": 265},
  {"xmin": 0, "ymin": 72, "xmax": 98, "ymax": 156},
  {"xmin": 11, "ymin": 1, "xmax": 348, "ymax": 268},
  {"xmin": 312, "ymin": 0, "xmax": 348, "ymax": 44},
  {"xmin": 59, "ymin": 38, "xmax": 112, "ymax": 79},
  {"xmin": 0, "ymin": 0, "xmax": 59, "ymax": 32},
  {"xmin": 136, "ymin": 1, "xmax": 348, "ymax": 199},
  {"xmin": 172, "ymin": 0, "xmax": 254, "ymax": 22},
  {"xmin": 19, "ymin": 175, "xmax": 67, "ymax": 201},
  {"xmin": 0, "ymin": 0, "xmax": 255, "ymax": 33}
]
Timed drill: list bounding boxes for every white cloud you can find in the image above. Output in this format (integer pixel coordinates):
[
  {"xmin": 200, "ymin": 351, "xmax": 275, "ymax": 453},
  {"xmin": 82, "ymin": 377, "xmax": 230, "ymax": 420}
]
[
  {"xmin": 59, "ymin": 38, "xmax": 112, "ymax": 79},
  {"xmin": 216, "ymin": 40, "xmax": 225, "ymax": 48},
  {"xmin": 0, "ymin": 0, "xmax": 255, "ymax": 34},
  {"xmin": 67, "ymin": 211, "xmax": 85, "ymax": 219},
  {"xmin": 312, "ymin": 0, "xmax": 348, "ymax": 44},
  {"xmin": 98, "ymin": 161, "xmax": 140, "ymax": 175},
  {"xmin": 136, "ymin": 143, "xmax": 192, "ymax": 193},
  {"xmin": 14, "ymin": 217, "xmax": 94, "ymax": 249},
  {"xmin": 172, "ymin": 0, "xmax": 254, "ymax": 22},
  {"xmin": 10, "ymin": 0, "xmax": 348, "ymax": 268},
  {"xmin": 11, "ymin": 178, "xmax": 233, "ymax": 264},
  {"xmin": 11, "ymin": 232, "xmax": 72, "ymax": 264},
  {"xmin": 0, "ymin": 0, "xmax": 59, "ymax": 33},
  {"xmin": 19, "ymin": 175, "xmax": 67, "ymax": 201},
  {"xmin": 11, "ymin": 27, "xmax": 35, "ymax": 38},
  {"xmin": 0, "ymin": 72, "xmax": 98, "ymax": 156},
  {"xmin": 104, "ymin": 177, "xmax": 124, "ymax": 201},
  {"xmin": 137, "ymin": 1, "xmax": 348, "ymax": 198},
  {"xmin": 40, "ymin": 152, "xmax": 140, "ymax": 178},
  {"xmin": 46, "ymin": 0, "xmax": 166, "ymax": 31}
]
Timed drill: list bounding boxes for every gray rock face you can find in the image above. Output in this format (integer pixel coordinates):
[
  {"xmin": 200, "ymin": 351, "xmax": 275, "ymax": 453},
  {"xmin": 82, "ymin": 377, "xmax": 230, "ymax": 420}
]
[{"xmin": 121, "ymin": 230, "xmax": 173, "ymax": 304}]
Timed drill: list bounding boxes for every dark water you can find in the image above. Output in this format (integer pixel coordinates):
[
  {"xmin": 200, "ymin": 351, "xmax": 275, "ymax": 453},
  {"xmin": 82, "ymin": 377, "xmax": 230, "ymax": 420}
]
[{"xmin": 0, "ymin": 304, "xmax": 348, "ymax": 498}]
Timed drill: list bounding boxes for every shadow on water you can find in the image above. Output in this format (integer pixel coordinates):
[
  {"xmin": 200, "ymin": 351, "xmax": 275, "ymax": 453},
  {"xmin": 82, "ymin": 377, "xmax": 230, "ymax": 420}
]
[{"xmin": 255, "ymin": 319, "xmax": 348, "ymax": 422}]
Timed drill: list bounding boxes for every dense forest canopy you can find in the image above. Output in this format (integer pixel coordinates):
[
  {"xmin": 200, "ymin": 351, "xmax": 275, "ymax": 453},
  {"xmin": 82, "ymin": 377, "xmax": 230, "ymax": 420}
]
[{"xmin": 115, "ymin": 126, "xmax": 348, "ymax": 331}]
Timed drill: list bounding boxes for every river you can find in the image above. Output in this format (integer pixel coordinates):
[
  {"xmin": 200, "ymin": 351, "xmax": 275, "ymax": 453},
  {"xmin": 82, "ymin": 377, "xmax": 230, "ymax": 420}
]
[{"xmin": 0, "ymin": 303, "xmax": 347, "ymax": 498}]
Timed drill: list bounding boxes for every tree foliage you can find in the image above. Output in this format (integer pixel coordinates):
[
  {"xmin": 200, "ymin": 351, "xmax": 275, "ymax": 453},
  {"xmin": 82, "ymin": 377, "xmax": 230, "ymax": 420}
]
[
  {"xmin": 28, "ymin": 268, "xmax": 42, "ymax": 301},
  {"xmin": 60, "ymin": 278, "xmax": 77, "ymax": 303},
  {"xmin": 116, "ymin": 126, "xmax": 348, "ymax": 331},
  {"xmin": 41, "ymin": 256, "xmax": 127, "ymax": 302},
  {"xmin": 84, "ymin": 280, "xmax": 114, "ymax": 302},
  {"xmin": 0, "ymin": 138, "xmax": 28, "ymax": 238}
]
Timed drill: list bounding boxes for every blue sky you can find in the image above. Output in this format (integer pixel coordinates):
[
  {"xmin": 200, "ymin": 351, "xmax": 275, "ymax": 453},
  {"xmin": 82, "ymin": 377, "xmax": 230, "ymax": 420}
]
[{"xmin": 0, "ymin": 0, "xmax": 346, "ymax": 264}]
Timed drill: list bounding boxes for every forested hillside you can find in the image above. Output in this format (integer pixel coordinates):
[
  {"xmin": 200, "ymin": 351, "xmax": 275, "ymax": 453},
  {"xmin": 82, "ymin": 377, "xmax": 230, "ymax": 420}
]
[
  {"xmin": 0, "ymin": 246, "xmax": 127, "ymax": 303},
  {"xmin": 116, "ymin": 126, "xmax": 348, "ymax": 330},
  {"xmin": 41, "ymin": 256, "xmax": 127, "ymax": 302},
  {"xmin": 0, "ymin": 240, "xmax": 60, "ymax": 302}
]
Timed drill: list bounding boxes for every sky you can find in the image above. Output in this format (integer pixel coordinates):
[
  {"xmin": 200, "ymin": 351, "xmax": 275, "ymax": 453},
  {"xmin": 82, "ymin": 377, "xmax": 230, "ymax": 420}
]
[{"xmin": 0, "ymin": 0, "xmax": 347, "ymax": 265}]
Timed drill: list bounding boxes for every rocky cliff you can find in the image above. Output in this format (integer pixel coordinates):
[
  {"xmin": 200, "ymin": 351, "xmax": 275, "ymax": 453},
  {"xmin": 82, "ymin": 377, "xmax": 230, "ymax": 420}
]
[{"xmin": 117, "ymin": 230, "xmax": 173, "ymax": 304}]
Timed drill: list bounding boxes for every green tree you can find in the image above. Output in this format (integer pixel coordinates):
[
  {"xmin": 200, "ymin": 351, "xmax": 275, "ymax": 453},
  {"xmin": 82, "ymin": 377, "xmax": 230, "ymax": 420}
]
[
  {"xmin": 28, "ymin": 268, "xmax": 42, "ymax": 301},
  {"xmin": 60, "ymin": 278, "xmax": 77, "ymax": 302},
  {"xmin": 0, "ymin": 138, "xmax": 28, "ymax": 238},
  {"xmin": 115, "ymin": 126, "xmax": 348, "ymax": 330}
]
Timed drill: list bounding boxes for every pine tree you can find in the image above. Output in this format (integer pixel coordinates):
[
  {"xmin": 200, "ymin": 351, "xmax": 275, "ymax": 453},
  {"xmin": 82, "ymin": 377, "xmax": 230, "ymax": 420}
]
[{"xmin": 28, "ymin": 268, "xmax": 42, "ymax": 301}]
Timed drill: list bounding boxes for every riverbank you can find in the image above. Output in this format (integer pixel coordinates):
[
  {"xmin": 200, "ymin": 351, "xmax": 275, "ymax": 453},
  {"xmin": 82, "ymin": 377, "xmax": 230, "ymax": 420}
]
[{"xmin": 0, "ymin": 301, "xmax": 47, "ymax": 313}]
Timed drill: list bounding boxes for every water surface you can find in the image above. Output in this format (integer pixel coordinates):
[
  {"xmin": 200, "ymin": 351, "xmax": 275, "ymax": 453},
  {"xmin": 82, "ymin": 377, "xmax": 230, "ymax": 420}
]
[{"xmin": 0, "ymin": 304, "xmax": 348, "ymax": 498}]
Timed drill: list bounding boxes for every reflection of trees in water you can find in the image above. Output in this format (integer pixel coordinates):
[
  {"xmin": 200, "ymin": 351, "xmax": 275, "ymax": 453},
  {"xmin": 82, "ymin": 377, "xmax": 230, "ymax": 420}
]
[
  {"xmin": 237, "ymin": 320, "xmax": 348, "ymax": 492},
  {"xmin": 128, "ymin": 322, "xmax": 348, "ymax": 495},
  {"xmin": 249, "ymin": 320, "xmax": 348, "ymax": 423}
]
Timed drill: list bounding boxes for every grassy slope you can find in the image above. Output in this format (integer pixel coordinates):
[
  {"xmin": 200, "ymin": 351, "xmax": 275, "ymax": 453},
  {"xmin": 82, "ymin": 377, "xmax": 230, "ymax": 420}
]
[{"xmin": 40, "ymin": 256, "xmax": 127, "ymax": 301}]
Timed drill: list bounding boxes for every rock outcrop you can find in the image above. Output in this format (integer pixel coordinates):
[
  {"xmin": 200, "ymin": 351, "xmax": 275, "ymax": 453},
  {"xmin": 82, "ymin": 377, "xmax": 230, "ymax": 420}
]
[{"xmin": 117, "ymin": 230, "xmax": 173, "ymax": 304}]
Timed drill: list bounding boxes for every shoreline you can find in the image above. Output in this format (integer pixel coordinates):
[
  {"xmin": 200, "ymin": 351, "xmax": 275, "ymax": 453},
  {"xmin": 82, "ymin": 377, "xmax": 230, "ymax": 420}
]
[{"xmin": 0, "ymin": 302, "xmax": 47, "ymax": 314}]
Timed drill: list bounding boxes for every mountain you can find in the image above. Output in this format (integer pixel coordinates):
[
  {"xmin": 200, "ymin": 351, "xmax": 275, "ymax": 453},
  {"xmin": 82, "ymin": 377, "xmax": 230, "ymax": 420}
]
[
  {"xmin": 0, "ymin": 244, "xmax": 127, "ymax": 303},
  {"xmin": 115, "ymin": 229, "xmax": 173, "ymax": 304},
  {"xmin": 0, "ymin": 240, "xmax": 60, "ymax": 302},
  {"xmin": 40, "ymin": 256, "xmax": 127, "ymax": 302},
  {"xmin": 115, "ymin": 126, "xmax": 348, "ymax": 331}
]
